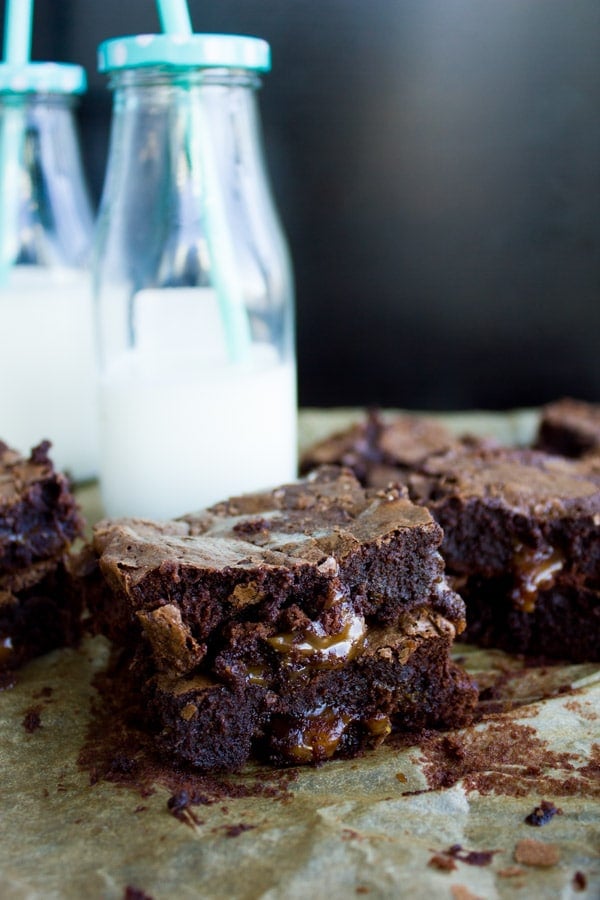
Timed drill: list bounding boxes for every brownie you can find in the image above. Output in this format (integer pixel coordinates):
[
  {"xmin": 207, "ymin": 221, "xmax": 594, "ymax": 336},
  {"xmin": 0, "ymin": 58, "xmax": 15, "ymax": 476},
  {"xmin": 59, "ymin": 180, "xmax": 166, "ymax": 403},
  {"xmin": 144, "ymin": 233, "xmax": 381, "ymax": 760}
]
[
  {"xmin": 300, "ymin": 411, "xmax": 491, "ymax": 489},
  {"xmin": 408, "ymin": 447, "xmax": 600, "ymax": 661},
  {"xmin": 535, "ymin": 398, "xmax": 600, "ymax": 458},
  {"xmin": 0, "ymin": 440, "xmax": 83, "ymax": 670},
  {"xmin": 86, "ymin": 466, "xmax": 477, "ymax": 771}
]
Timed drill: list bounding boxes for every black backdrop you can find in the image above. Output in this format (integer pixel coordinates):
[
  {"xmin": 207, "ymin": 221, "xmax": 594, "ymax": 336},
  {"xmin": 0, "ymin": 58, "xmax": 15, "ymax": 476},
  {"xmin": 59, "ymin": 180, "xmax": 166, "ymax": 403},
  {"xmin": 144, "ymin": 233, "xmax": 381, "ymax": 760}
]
[{"xmin": 3, "ymin": 0, "xmax": 599, "ymax": 410}]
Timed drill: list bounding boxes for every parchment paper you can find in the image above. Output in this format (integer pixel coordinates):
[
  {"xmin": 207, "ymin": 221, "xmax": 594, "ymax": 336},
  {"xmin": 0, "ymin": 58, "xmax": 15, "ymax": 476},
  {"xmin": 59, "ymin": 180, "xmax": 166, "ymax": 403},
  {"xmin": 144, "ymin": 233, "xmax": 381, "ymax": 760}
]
[{"xmin": 1, "ymin": 411, "xmax": 598, "ymax": 900}]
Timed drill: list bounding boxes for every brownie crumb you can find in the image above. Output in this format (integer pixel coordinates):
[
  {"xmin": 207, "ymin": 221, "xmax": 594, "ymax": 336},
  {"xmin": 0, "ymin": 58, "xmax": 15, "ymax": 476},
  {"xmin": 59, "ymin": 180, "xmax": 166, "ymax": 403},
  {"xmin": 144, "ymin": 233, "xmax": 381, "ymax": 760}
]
[
  {"xmin": 498, "ymin": 866, "xmax": 524, "ymax": 878},
  {"xmin": 446, "ymin": 844, "xmax": 498, "ymax": 866},
  {"xmin": 22, "ymin": 706, "xmax": 42, "ymax": 733},
  {"xmin": 525, "ymin": 799, "xmax": 563, "ymax": 826},
  {"xmin": 573, "ymin": 871, "xmax": 588, "ymax": 891},
  {"xmin": 221, "ymin": 823, "xmax": 256, "ymax": 838},
  {"xmin": 450, "ymin": 886, "xmax": 483, "ymax": 900},
  {"xmin": 123, "ymin": 888, "xmax": 154, "ymax": 900},
  {"xmin": 166, "ymin": 790, "xmax": 205, "ymax": 827},
  {"xmin": 514, "ymin": 838, "xmax": 561, "ymax": 867},
  {"xmin": 428, "ymin": 854, "xmax": 457, "ymax": 872}
]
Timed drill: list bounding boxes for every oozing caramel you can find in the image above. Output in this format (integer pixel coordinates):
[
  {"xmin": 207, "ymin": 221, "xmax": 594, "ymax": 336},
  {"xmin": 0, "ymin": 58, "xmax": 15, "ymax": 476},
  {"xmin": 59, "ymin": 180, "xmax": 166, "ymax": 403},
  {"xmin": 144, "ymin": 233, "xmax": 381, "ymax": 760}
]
[
  {"xmin": 364, "ymin": 712, "xmax": 392, "ymax": 739},
  {"xmin": 511, "ymin": 544, "xmax": 564, "ymax": 613},
  {"xmin": 278, "ymin": 706, "xmax": 352, "ymax": 763},
  {"xmin": 267, "ymin": 604, "xmax": 366, "ymax": 670}
]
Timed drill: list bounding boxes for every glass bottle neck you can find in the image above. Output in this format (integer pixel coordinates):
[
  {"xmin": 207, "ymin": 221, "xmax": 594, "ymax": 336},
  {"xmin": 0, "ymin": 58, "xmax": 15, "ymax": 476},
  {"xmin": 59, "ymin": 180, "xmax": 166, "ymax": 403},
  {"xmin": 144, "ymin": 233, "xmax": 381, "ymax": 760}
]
[
  {"xmin": 0, "ymin": 91, "xmax": 93, "ymax": 269},
  {"xmin": 108, "ymin": 66, "xmax": 261, "ymax": 93}
]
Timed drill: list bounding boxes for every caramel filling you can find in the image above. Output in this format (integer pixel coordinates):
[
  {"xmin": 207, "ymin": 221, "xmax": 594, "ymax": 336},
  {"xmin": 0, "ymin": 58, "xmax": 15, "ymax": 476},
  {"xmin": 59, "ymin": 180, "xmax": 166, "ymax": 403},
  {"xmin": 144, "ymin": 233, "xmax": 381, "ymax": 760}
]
[
  {"xmin": 511, "ymin": 544, "xmax": 564, "ymax": 613},
  {"xmin": 267, "ymin": 605, "xmax": 366, "ymax": 670},
  {"xmin": 279, "ymin": 706, "xmax": 352, "ymax": 763},
  {"xmin": 364, "ymin": 712, "xmax": 392, "ymax": 739}
]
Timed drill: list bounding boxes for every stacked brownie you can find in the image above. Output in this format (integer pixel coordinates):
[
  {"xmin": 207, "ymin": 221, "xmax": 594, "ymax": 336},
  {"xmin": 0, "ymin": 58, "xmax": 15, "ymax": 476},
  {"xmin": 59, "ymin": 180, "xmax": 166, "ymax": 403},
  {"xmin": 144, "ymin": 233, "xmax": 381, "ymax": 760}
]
[
  {"xmin": 535, "ymin": 398, "xmax": 600, "ymax": 459},
  {"xmin": 300, "ymin": 411, "xmax": 491, "ymax": 489},
  {"xmin": 0, "ymin": 441, "xmax": 83, "ymax": 671},
  {"xmin": 408, "ymin": 447, "xmax": 600, "ymax": 661},
  {"xmin": 86, "ymin": 467, "xmax": 477, "ymax": 771}
]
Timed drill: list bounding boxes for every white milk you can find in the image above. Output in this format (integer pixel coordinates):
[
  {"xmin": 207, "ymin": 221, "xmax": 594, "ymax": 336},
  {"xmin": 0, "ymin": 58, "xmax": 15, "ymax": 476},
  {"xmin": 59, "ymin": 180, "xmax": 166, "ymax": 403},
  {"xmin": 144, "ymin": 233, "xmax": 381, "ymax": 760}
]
[
  {"xmin": 99, "ymin": 349, "xmax": 297, "ymax": 520},
  {"xmin": 0, "ymin": 266, "xmax": 99, "ymax": 480}
]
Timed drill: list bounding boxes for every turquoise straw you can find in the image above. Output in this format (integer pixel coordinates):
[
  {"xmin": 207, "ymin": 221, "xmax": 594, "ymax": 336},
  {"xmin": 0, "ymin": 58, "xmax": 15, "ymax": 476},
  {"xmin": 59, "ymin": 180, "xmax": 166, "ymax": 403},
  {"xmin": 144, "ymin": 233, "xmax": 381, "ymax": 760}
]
[
  {"xmin": 155, "ymin": 0, "xmax": 251, "ymax": 363},
  {"xmin": 156, "ymin": 0, "xmax": 193, "ymax": 35},
  {"xmin": 0, "ymin": 0, "xmax": 34, "ymax": 284},
  {"xmin": 3, "ymin": 0, "xmax": 34, "ymax": 63}
]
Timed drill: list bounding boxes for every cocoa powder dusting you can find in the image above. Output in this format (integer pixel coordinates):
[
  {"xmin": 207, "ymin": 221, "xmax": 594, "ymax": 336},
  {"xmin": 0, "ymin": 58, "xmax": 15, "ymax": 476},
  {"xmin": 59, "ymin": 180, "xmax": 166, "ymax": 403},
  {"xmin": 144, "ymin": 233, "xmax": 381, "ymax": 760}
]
[{"xmin": 416, "ymin": 722, "xmax": 600, "ymax": 798}]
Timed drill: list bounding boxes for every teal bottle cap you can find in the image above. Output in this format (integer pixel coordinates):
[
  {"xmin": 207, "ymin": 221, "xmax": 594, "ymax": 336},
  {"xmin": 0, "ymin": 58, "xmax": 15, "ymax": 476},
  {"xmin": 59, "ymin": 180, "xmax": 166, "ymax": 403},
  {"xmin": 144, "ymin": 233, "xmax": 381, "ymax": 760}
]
[
  {"xmin": 0, "ymin": 62, "xmax": 86, "ymax": 94},
  {"xmin": 98, "ymin": 33, "xmax": 271, "ymax": 73}
]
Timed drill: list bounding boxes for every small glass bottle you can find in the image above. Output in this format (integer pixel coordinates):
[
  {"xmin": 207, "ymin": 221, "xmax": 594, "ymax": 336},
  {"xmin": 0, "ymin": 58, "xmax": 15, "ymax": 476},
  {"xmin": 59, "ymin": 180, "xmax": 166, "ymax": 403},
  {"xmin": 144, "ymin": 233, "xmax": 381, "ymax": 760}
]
[
  {"xmin": 0, "ymin": 62, "xmax": 98, "ymax": 481},
  {"xmin": 95, "ymin": 35, "xmax": 296, "ymax": 519}
]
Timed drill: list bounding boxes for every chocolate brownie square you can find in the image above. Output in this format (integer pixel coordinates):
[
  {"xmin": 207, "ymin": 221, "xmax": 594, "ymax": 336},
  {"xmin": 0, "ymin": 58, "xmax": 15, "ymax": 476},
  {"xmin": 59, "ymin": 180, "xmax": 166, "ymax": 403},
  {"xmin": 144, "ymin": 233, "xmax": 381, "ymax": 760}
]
[
  {"xmin": 535, "ymin": 398, "xmax": 600, "ymax": 458},
  {"xmin": 86, "ymin": 467, "xmax": 477, "ymax": 771},
  {"xmin": 0, "ymin": 441, "xmax": 83, "ymax": 670},
  {"xmin": 300, "ymin": 411, "xmax": 491, "ymax": 489},
  {"xmin": 408, "ymin": 447, "xmax": 600, "ymax": 661}
]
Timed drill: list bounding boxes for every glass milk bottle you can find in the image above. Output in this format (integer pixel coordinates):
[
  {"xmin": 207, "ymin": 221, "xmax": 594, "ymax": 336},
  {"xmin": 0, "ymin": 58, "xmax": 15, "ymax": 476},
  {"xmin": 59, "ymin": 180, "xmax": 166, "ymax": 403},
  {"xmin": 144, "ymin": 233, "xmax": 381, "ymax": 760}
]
[
  {"xmin": 0, "ymin": 63, "xmax": 98, "ymax": 480},
  {"xmin": 95, "ymin": 35, "xmax": 296, "ymax": 519}
]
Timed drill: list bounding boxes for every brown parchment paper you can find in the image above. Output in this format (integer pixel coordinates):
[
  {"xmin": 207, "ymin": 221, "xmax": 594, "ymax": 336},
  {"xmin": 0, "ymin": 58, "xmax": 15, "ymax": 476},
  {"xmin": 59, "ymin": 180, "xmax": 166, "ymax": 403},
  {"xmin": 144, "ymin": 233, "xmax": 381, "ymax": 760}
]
[{"xmin": 1, "ymin": 411, "xmax": 598, "ymax": 900}]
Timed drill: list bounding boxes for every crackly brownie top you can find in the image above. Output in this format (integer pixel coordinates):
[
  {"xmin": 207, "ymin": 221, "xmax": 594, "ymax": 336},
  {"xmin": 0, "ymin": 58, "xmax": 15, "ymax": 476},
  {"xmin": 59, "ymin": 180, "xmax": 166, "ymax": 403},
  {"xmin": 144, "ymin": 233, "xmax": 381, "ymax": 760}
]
[
  {"xmin": 94, "ymin": 466, "xmax": 440, "ymax": 584},
  {"xmin": 0, "ymin": 440, "xmax": 56, "ymax": 505},
  {"xmin": 300, "ymin": 412, "xmax": 463, "ymax": 483},
  {"xmin": 410, "ymin": 448, "xmax": 600, "ymax": 520},
  {"xmin": 0, "ymin": 440, "xmax": 82, "ymax": 571}
]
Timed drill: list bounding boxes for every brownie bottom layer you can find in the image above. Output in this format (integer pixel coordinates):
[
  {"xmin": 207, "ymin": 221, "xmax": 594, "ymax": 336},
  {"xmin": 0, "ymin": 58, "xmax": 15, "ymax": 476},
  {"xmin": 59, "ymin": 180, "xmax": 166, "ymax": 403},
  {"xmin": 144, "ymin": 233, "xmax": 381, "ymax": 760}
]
[
  {"xmin": 135, "ymin": 630, "xmax": 477, "ymax": 772},
  {"xmin": 461, "ymin": 577, "xmax": 600, "ymax": 662},
  {"xmin": 0, "ymin": 563, "xmax": 82, "ymax": 670}
]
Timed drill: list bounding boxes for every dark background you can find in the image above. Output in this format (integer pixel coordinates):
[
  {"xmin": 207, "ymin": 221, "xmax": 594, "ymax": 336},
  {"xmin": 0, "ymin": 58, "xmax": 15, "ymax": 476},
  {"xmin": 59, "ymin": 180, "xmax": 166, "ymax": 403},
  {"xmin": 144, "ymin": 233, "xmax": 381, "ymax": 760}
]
[{"xmin": 4, "ymin": 0, "xmax": 599, "ymax": 410}]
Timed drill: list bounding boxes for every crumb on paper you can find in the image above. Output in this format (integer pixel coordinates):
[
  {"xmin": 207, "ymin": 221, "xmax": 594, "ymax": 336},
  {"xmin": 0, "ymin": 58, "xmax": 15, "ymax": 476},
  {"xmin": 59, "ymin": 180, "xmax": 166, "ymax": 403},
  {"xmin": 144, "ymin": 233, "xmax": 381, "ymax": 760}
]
[
  {"xmin": 123, "ymin": 887, "xmax": 154, "ymax": 900},
  {"xmin": 428, "ymin": 854, "xmax": 457, "ymax": 871},
  {"xmin": 514, "ymin": 838, "xmax": 561, "ymax": 867},
  {"xmin": 524, "ymin": 799, "xmax": 563, "ymax": 826},
  {"xmin": 221, "ymin": 823, "xmax": 256, "ymax": 838},
  {"xmin": 22, "ymin": 705, "xmax": 42, "ymax": 733},
  {"xmin": 447, "ymin": 844, "xmax": 498, "ymax": 866},
  {"xmin": 450, "ymin": 885, "xmax": 483, "ymax": 900},
  {"xmin": 498, "ymin": 866, "xmax": 524, "ymax": 878},
  {"xmin": 573, "ymin": 871, "xmax": 587, "ymax": 891}
]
